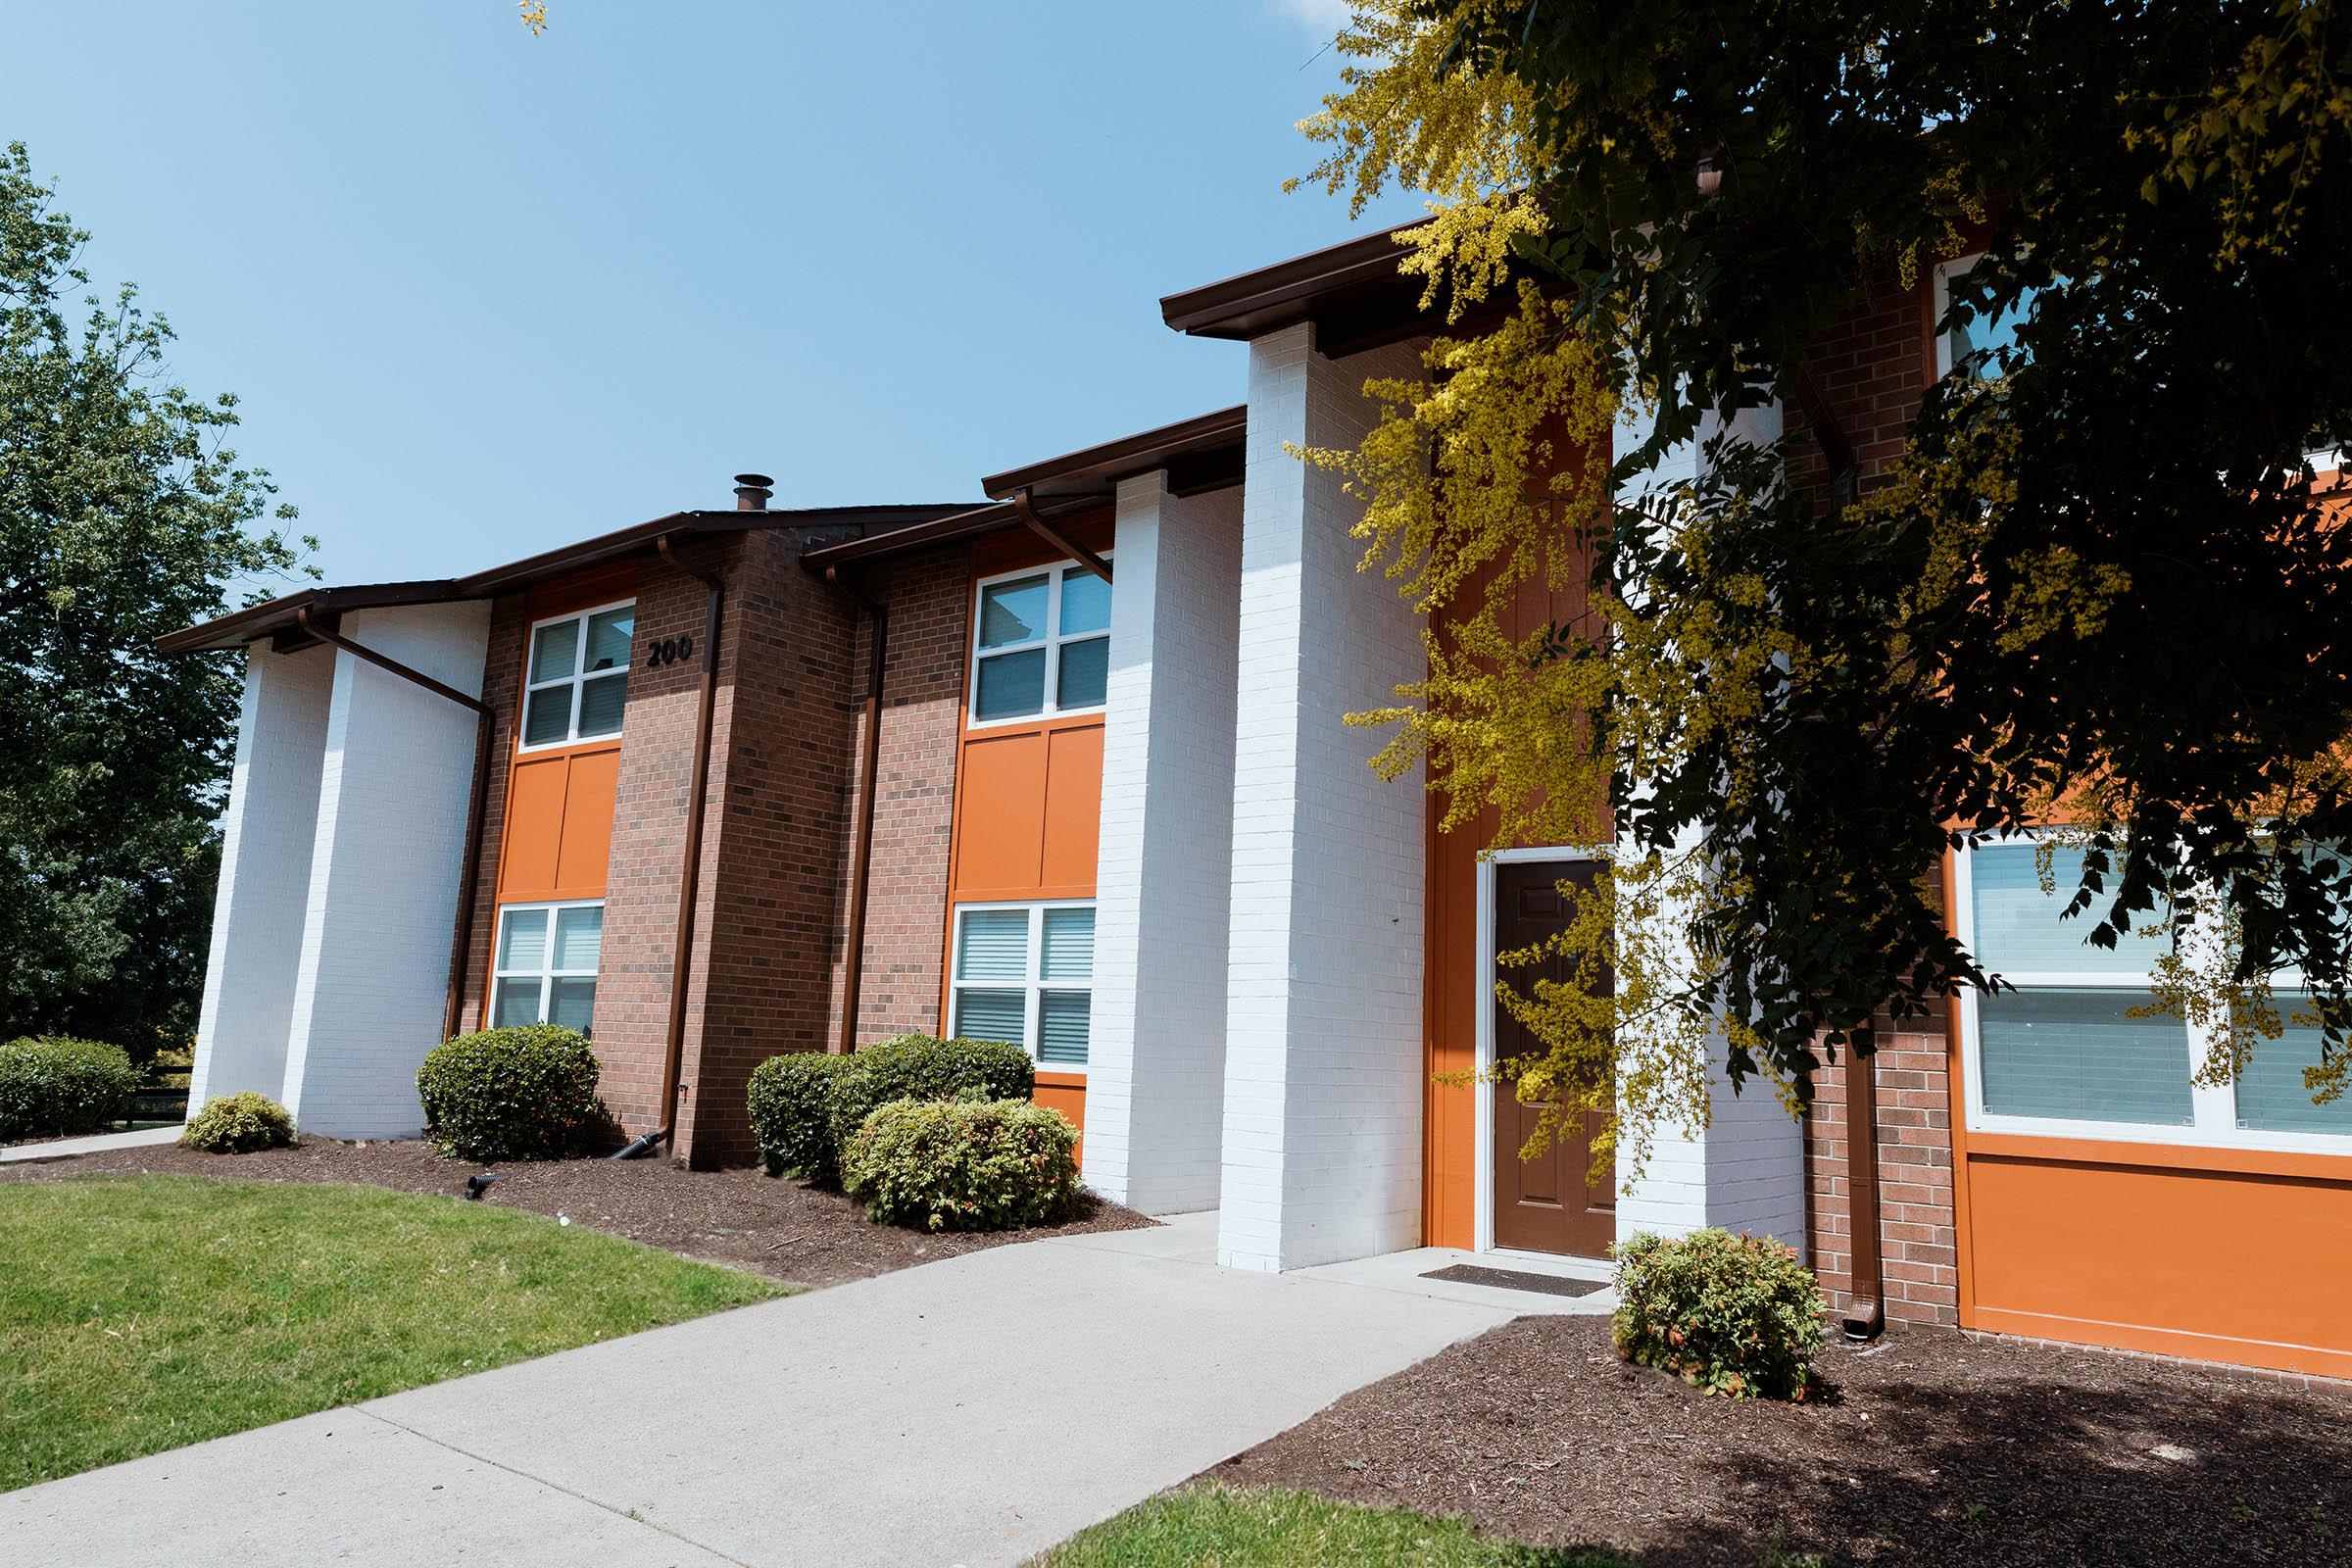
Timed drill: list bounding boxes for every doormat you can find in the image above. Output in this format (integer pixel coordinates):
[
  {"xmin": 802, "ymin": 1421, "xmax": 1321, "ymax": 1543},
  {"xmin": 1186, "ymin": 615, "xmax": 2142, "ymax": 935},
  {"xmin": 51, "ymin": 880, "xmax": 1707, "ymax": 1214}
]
[{"xmin": 1419, "ymin": 1263, "xmax": 1609, "ymax": 1298}]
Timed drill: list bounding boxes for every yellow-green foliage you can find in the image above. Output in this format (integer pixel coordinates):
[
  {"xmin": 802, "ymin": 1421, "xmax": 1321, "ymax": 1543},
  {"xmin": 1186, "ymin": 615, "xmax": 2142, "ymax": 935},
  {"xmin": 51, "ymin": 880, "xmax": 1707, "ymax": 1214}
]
[
  {"xmin": 1612, "ymin": 1229, "xmax": 1826, "ymax": 1400},
  {"xmin": 179, "ymin": 1092, "xmax": 296, "ymax": 1153},
  {"xmin": 841, "ymin": 1097, "xmax": 1080, "ymax": 1233},
  {"xmin": 0, "ymin": 1037, "xmax": 139, "ymax": 1143}
]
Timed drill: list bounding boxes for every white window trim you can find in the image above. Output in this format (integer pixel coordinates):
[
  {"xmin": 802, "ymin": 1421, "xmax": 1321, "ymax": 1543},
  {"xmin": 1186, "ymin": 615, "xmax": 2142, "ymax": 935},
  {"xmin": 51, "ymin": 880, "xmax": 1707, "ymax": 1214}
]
[
  {"xmin": 964, "ymin": 560, "xmax": 1111, "ymax": 731},
  {"xmin": 516, "ymin": 598, "xmax": 636, "ymax": 755},
  {"xmin": 1954, "ymin": 831, "xmax": 2348, "ymax": 1156},
  {"xmin": 491, "ymin": 898, "xmax": 604, "ymax": 1034},
  {"xmin": 946, "ymin": 898, "xmax": 1096, "ymax": 1074}
]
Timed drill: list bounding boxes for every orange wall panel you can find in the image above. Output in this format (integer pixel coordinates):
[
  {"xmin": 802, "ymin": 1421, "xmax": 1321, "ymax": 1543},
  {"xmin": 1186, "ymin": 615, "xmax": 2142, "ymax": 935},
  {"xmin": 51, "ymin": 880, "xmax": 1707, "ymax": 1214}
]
[
  {"xmin": 1962, "ymin": 1140, "xmax": 2352, "ymax": 1378},
  {"xmin": 1040, "ymin": 724, "xmax": 1104, "ymax": 892},
  {"xmin": 953, "ymin": 730, "xmax": 1049, "ymax": 896},
  {"xmin": 496, "ymin": 740, "xmax": 619, "ymax": 904},
  {"xmin": 1036, "ymin": 1068, "xmax": 1087, "ymax": 1163}
]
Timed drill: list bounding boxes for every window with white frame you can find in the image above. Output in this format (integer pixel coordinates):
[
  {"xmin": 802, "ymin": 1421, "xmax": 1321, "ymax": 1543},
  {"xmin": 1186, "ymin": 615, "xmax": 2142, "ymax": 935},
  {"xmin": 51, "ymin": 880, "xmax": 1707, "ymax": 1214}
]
[
  {"xmin": 968, "ymin": 564, "xmax": 1110, "ymax": 724},
  {"xmin": 948, "ymin": 902, "xmax": 1094, "ymax": 1068},
  {"xmin": 1957, "ymin": 837, "xmax": 2352, "ymax": 1148},
  {"xmin": 521, "ymin": 602, "xmax": 635, "ymax": 749},
  {"xmin": 1934, "ymin": 254, "xmax": 2042, "ymax": 380},
  {"xmin": 492, "ymin": 902, "xmax": 603, "ymax": 1036}
]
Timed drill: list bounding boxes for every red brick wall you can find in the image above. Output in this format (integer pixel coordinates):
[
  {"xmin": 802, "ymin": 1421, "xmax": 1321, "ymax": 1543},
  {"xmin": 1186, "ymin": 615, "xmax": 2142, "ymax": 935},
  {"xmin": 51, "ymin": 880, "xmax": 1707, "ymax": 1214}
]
[
  {"xmin": 453, "ymin": 590, "xmax": 530, "ymax": 1042},
  {"xmin": 821, "ymin": 545, "xmax": 970, "ymax": 1049},
  {"xmin": 1790, "ymin": 274, "xmax": 1960, "ymax": 1324}
]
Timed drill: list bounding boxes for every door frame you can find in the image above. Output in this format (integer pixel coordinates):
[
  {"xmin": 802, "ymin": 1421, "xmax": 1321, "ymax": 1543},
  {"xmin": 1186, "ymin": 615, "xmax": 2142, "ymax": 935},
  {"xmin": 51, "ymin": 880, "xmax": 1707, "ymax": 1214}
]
[{"xmin": 1474, "ymin": 845, "xmax": 1608, "ymax": 1255}]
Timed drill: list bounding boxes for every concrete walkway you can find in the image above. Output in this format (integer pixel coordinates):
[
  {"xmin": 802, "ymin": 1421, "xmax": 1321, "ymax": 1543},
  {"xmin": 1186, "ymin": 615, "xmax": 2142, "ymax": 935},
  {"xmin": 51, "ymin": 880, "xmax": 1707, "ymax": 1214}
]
[
  {"xmin": 0, "ymin": 1213, "xmax": 1603, "ymax": 1568},
  {"xmin": 0, "ymin": 1125, "xmax": 182, "ymax": 1164}
]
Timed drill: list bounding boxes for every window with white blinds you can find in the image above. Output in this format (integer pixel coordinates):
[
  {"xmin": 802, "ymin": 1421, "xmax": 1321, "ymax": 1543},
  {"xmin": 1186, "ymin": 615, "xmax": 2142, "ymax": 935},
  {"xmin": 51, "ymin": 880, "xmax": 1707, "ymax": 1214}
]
[
  {"xmin": 949, "ymin": 902, "xmax": 1094, "ymax": 1069},
  {"xmin": 491, "ymin": 901, "xmax": 603, "ymax": 1037},
  {"xmin": 520, "ymin": 602, "xmax": 634, "ymax": 750},
  {"xmin": 1958, "ymin": 838, "xmax": 2351, "ymax": 1152},
  {"xmin": 968, "ymin": 564, "xmax": 1110, "ymax": 724}
]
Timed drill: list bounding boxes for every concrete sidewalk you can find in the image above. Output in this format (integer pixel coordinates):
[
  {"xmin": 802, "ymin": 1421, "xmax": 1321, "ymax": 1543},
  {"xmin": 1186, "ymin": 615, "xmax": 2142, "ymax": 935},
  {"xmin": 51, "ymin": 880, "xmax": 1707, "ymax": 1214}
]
[
  {"xmin": 0, "ymin": 1126, "xmax": 182, "ymax": 1164},
  {"xmin": 0, "ymin": 1213, "xmax": 1569, "ymax": 1568}
]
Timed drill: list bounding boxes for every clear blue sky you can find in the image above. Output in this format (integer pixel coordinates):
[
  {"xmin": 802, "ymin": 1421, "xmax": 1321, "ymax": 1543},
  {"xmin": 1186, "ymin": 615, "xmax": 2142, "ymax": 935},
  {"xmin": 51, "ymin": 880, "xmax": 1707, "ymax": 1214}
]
[{"xmin": 12, "ymin": 1, "xmax": 1412, "ymax": 589}]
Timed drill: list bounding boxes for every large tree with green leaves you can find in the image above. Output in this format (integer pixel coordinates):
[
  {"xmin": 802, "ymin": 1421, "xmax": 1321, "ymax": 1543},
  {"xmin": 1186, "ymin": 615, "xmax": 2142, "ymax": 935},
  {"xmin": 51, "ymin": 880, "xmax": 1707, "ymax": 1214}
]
[
  {"xmin": 1297, "ymin": 2, "xmax": 2352, "ymax": 1156},
  {"xmin": 1, "ymin": 142, "xmax": 310, "ymax": 1058}
]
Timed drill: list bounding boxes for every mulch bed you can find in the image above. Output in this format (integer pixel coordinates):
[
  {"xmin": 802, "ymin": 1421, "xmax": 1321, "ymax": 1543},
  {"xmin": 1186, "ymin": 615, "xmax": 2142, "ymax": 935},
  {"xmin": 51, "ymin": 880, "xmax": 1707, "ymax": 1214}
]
[
  {"xmin": 1211, "ymin": 1313, "xmax": 2352, "ymax": 1567},
  {"xmin": 0, "ymin": 1137, "xmax": 1153, "ymax": 1290}
]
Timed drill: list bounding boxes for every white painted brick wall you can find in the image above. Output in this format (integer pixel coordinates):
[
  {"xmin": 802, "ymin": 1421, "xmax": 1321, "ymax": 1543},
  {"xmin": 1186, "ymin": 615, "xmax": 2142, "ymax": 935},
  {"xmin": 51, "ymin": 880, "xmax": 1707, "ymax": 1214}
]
[
  {"xmin": 281, "ymin": 603, "xmax": 490, "ymax": 1138},
  {"xmin": 1610, "ymin": 399, "xmax": 1806, "ymax": 1254},
  {"xmin": 1219, "ymin": 324, "xmax": 1431, "ymax": 1271},
  {"xmin": 1084, "ymin": 474, "xmax": 1243, "ymax": 1214},
  {"xmin": 186, "ymin": 644, "xmax": 334, "ymax": 1111}
]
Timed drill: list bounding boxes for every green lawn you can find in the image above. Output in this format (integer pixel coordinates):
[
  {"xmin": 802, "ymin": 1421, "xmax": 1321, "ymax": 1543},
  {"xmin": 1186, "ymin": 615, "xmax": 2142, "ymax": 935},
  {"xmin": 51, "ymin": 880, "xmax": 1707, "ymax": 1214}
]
[
  {"xmin": 1035, "ymin": 1487, "xmax": 1634, "ymax": 1568},
  {"xmin": 0, "ymin": 1174, "xmax": 782, "ymax": 1491}
]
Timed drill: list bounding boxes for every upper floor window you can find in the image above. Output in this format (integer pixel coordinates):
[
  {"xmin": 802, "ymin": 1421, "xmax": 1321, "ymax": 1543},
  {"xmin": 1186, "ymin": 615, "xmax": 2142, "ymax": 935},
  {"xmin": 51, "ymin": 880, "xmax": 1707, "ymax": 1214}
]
[
  {"xmin": 522, "ymin": 602, "xmax": 634, "ymax": 750},
  {"xmin": 969, "ymin": 563, "xmax": 1110, "ymax": 725},
  {"xmin": 1956, "ymin": 836, "xmax": 2352, "ymax": 1151},
  {"xmin": 1935, "ymin": 254, "xmax": 2040, "ymax": 380}
]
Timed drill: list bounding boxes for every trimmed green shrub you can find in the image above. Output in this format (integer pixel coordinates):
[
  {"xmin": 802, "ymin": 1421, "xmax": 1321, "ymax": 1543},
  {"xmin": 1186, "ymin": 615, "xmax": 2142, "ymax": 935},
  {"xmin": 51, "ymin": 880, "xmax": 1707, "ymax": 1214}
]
[
  {"xmin": 179, "ymin": 1091, "xmax": 297, "ymax": 1153},
  {"xmin": 842, "ymin": 1097, "xmax": 1080, "ymax": 1231},
  {"xmin": 415, "ymin": 1025, "xmax": 603, "ymax": 1161},
  {"xmin": 0, "ymin": 1037, "xmax": 139, "ymax": 1143},
  {"xmin": 1611, "ymin": 1228, "xmax": 1827, "ymax": 1399},
  {"xmin": 825, "ymin": 1034, "xmax": 1035, "ymax": 1159},
  {"xmin": 747, "ymin": 1051, "xmax": 847, "ymax": 1181}
]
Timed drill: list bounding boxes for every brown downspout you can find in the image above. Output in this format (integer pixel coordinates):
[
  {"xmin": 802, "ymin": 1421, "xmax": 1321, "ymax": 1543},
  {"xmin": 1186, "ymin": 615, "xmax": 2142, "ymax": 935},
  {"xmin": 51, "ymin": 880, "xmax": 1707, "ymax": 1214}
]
[
  {"xmin": 293, "ymin": 606, "xmax": 493, "ymax": 1043},
  {"xmin": 1842, "ymin": 1021, "xmax": 1887, "ymax": 1341},
  {"xmin": 614, "ymin": 532, "xmax": 727, "ymax": 1160},
  {"xmin": 823, "ymin": 565, "xmax": 887, "ymax": 1054}
]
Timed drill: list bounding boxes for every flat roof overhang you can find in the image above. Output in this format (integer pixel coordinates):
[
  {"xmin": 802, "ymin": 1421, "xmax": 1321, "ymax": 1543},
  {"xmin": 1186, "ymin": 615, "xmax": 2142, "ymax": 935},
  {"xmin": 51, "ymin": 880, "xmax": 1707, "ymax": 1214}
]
[
  {"xmin": 159, "ymin": 503, "xmax": 979, "ymax": 655},
  {"xmin": 804, "ymin": 406, "xmax": 1250, "ymax": 572},
  {"xmin": 1159, "ymin": 219, "xmax": 1440, "ymax": 354}
]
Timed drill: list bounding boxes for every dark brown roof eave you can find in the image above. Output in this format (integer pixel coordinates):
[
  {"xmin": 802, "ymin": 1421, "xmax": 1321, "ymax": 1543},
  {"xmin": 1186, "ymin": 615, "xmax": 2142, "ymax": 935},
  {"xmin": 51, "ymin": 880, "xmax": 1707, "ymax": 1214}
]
[
  {"xmin": 1158, "ymin": 219, "xmax": 1431, "ymax": 343},
  {"xmin": 158, "ymin": 503, "xmax": 979, "ymax": 655},
  {"xmin": 980, "ymin": 405, "xmax": 1248, "ymax": 503}
]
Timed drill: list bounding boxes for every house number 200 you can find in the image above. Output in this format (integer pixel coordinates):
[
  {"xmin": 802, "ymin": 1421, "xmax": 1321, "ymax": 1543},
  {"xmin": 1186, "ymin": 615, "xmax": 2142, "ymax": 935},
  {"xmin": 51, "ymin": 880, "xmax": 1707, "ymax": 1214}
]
[{"xmin": 644, "ymin": 635, "xmax": 694, "ymax": 668}]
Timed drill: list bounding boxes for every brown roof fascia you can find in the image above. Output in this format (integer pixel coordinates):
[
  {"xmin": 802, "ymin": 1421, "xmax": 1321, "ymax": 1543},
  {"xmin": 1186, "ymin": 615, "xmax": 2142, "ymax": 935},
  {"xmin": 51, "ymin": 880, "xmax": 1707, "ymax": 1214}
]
[
  {"xmin": 980, "ymin": 405, "xmax": 1248, "ymax": 503},
  {"xmin": 158, "ymin": 503, "xmax": 977, "ymax": 656},
  {"xmin": 798, "ymin": 498, "xmax": 1101, "ymax": 570},
  {"xmin": 1158, "ymin": 220, "xmax": 1434, "ymax": 348}
]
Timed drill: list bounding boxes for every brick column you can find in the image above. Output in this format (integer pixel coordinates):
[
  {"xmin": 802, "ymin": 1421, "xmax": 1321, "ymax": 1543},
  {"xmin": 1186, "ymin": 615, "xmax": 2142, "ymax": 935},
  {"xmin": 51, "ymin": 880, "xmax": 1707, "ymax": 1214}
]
[
  {"xmin": 187, "ymin": 642, "xmax": 334, "ymax": 1111},
  {"xmin": 1083, "ymin": 472, "xmax": 1243, "ymax": 1214},
  {"xmin": 1217, "ymin": 323, "xmax": 1431, "ymax": 1272}
]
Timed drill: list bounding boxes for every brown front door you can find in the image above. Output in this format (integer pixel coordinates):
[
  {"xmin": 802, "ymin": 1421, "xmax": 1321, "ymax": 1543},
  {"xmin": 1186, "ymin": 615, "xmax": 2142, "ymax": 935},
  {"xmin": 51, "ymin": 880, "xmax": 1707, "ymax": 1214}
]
[{"xmin": 1490, "ymin": 859, "xmax": 1616, "ymax": 1256}]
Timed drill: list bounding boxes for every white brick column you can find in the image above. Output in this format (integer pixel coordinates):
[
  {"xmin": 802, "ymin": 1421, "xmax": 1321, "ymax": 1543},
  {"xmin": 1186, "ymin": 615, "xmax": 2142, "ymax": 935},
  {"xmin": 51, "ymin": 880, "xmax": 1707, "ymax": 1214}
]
[
  {"xmin": 186, "ymin": 643, "xmax": 334, "ymax": 1111},
  {"xmin": 1610, "ymin": 398, "xmax": 1807, "ymax": 1254},
  {"xmin": 1217, "ymin": 324, "xmax": 1430, "ymax": 1271},
  {"xmin": 281, "ymin": 602, "xmax": 491, "ymax": 1138},
  {"xmin": 1083, "ymin": 474, "xmax": 1243, "ymax": 1214}
]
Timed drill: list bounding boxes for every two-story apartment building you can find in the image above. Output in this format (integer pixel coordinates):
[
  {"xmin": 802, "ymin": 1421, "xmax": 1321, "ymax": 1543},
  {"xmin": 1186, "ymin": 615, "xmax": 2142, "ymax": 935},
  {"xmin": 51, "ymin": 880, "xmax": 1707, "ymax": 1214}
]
[{"xmin": 169, "ymin": 224, "xmax": 2352, "ymax": 1381}]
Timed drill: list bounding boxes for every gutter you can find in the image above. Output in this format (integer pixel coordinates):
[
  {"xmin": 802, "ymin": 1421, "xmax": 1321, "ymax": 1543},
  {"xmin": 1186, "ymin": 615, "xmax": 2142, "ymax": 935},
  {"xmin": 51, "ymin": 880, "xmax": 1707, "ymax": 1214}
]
[
  {"xmin": 1842, "ymin": 1021, "xmax": 1888, "ymax": 1341},
  {"xmin": 612, "ymin": 532, "xmax": 728, "ymax": 1160},
  {"xmin": 821, "ymin": 566, "xmax": 888, "ymax": 1054},
  {"xmin": 291, "ymin": 606, "xmax": 494, "ymax": 1043}
]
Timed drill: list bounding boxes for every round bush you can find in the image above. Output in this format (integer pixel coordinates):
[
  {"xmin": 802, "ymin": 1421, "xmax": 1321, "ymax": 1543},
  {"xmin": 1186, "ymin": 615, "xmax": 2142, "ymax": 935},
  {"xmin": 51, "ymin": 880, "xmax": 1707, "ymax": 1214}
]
[
  {"xmin": 0, "ymin": 1037, "xmax": 139, "ymax": 1143},
  {"xmin": 180, "ymin": 1091, "xmax": 297, "ymax": 1153},
  {"xmin": 1611, "ymin": 1228, "xmax": 1827, "ymax": 1399},
  {"xmin": 842, "ymin": 1097, "xmax": 1080, "ymax": 1232},
  {"xmin": 825, "ymin": 1034, "xmax": 1035, "ymax": 1159},
  {"xmin": 747, "ymin": 1051, "xmax": 846, "ymax": 1181},
  {"xmin": 416, "ymin": 1025, "xmax": 603, "ymax": 1161}
]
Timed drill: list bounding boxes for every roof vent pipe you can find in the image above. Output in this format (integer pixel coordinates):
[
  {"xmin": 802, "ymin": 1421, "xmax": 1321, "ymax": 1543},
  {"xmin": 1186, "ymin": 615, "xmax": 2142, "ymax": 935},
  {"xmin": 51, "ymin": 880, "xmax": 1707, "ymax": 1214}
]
[{"xmin": 733, "ymin": 472, "xmax": 774, "ymax": 512}]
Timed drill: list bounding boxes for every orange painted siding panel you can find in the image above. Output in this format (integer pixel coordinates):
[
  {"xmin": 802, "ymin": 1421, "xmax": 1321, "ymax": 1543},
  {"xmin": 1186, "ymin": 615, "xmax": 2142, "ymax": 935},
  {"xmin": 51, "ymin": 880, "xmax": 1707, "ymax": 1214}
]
[
  {"xmin": 1962, "ymin": 1141, "xmax": 2352, "ymax": 1378},
  {"xmin": 496, "ymin": 741, "xmax": 619, "ymax": 904},
  {"xmin": 1036, "ymin": 1068, "xmax": 1087, "ymax": 1164},
  {"xmin": 953, "ymin": 730, "xmax": 1049, "ymax": 897},
  {"xmin": 1040, "ymin": 724, "xmax": 1104, "ymax": 892}
]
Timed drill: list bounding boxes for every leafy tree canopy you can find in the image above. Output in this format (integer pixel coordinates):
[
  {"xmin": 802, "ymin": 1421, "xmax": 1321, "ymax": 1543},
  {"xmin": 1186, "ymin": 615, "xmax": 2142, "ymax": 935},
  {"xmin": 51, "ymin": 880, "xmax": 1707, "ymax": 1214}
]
[
  {"xmin": 1, "ymin": 141, "xmax": 311, "ymax": 1058},
  {"xmin": 1297, "ymin": 1, "xmax": 2352, "ymax": 1158}
]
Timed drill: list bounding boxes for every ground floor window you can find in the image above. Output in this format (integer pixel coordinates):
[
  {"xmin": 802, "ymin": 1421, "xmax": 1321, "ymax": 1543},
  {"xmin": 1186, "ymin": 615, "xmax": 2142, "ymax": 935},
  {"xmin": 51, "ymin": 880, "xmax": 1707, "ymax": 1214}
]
[
  {"xmin": 948, "ymin": 901, "xmax": 1094, "ymax": 1068},
  {"xmin": 1957, "ymin": 837, "xmax": 2352, "ymax": 1147},
  {"xmin": 492, "ymin": 901, "xmax": 603, "ymax": 1036}
]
